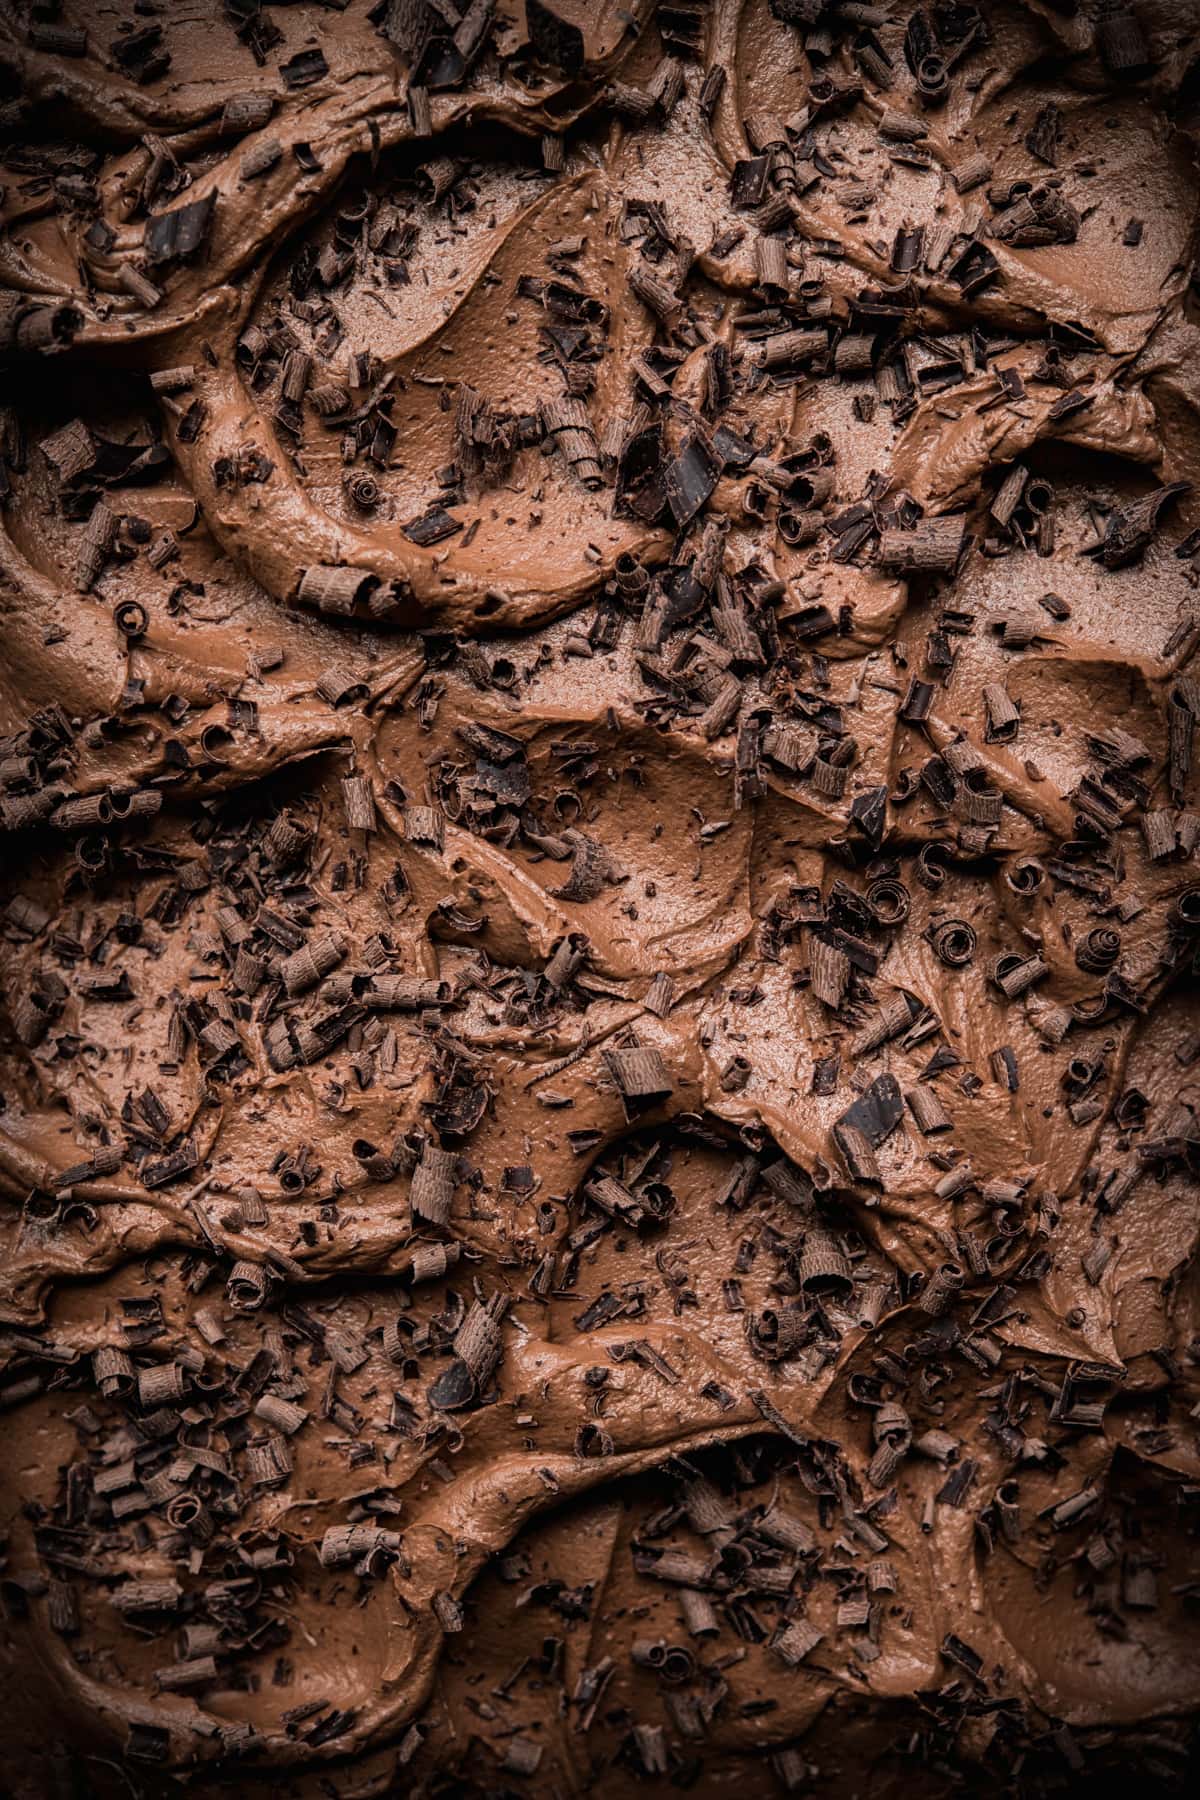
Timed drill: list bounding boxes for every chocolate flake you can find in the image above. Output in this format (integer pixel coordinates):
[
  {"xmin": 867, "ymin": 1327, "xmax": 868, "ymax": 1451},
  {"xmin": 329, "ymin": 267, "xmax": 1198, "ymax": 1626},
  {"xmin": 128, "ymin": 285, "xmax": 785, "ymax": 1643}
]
[
  {"xmin": 403, "ymin": 506, "xmax": 462, "ymax": 547},
  {"xmin": 145, "ymin": 193, "xmax": 216, "ymax": 266},
  {"xmin": 525, "ymin": 0, "xmax": 585, "ymax": 74}
]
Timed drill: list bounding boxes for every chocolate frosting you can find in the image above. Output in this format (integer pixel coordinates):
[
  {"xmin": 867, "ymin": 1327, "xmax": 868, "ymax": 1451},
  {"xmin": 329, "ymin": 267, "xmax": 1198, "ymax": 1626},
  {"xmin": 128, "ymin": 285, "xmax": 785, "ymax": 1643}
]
[{"xmin": 1, "ymin": 1, "xmax": 1199, "ymax": 1794}]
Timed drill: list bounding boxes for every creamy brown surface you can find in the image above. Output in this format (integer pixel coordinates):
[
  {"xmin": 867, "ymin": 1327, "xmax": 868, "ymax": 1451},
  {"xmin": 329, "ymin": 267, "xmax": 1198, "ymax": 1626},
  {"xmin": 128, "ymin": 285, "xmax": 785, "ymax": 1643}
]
[{"xmin": 1, "ymin": 0, "xmax": 1199, "ymax": 1793}]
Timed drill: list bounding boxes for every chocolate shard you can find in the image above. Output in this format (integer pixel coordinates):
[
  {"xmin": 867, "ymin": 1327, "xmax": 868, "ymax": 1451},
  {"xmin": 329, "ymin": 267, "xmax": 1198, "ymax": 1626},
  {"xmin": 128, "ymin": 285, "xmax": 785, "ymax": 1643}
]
[
  {"xmin": 319, "ymin": 1524, "xmax": 404, "ymax": 1570},
  {"xmin": 731, "ymin": 156, "xmax": 771, "ymax": 208},
  {"xmin": 603, "ymin": 1044, "xmax": 673, "ymax": 1111},
  {"xmin": 837, "ymin": 1072, "xmax": 904, "ymax": 1149},
  {"xmin": 1096, "ymin": 482, "xmax": 1189, "ymax": 569},
  {"xmin": 1097, "ymin": 8, "xmax": 1154, "ymax": 75},
  {"xmin": 553, "ymin": 829, "xmax": 613, "ymax": 902},
  {"xmin": 29, "ymin": 22, "xmax": 88, "ymax": 53},
  {"xmin": 410, "ymin": 1143, "xmax": 458, "ymax": 1226},
  {"xmin": 281, "ymin": 49, "xmax": 329, "ymax": 88},
  {"xmin": 220, "ymin": 92, "xmax": 274, "ymax": 134},
  {"xmin": 428, "ymin": 1293, "xmax": 508, "ymax": 1410},
  {"xmin": 1026, "ymin": 102, "xmax": 1062, "ymax": 165},
  {"xmin": 0, "ymin": 297, "xmax": 82, "ymax": 354},
  {"xmin": 525, "ymin": 0, "xmax": 585, "ymax": 74},
  {"xmin": 40, "ymin": 419, "xmax": 96, "ymax": 484},
  {"xmin": 810, "ymin": 936, "xmax": 850, "ymax": 1009},
  {"xmin": 849, "ymin": 785, "xmax": 887, "ymax": 850},
  {"xmin": 542, "ymin": 396, "xmax": 602, "ymax": 488},
  {"xmin": 615, "ymin": 420, "xmax": 668, "ymax": 520},
  {"xmin": 772, "ymin": 1617, "xmax": 823, "ymax": 1666},
  {"xmin": 144, "ymin": 192, "xmax": 216, "ymax": 266},
  {"xmin": 403, "ymin": 505, "xmax": 462, "ymax": 546},
  {"xmin": 663, "ymin": 428, "xmax": 721, "ymax": 526},
  {"xmin": 850, "ymin": 990, "xmax": 920, "ymax": 1055},
  {"xmin": 297, "ymin": 565, "xmax": 381, "ymax": 615},
  {"xmin": 877, "ymin": 516, "xmax": 966, "ymax": 571},
  {"xmin": 796, "ymin": 1227, "xmax": 851, "ymax": 1299},
  {"xmin": 992, "ymin": 185, "xmax": 1079, "ymax": 247}
]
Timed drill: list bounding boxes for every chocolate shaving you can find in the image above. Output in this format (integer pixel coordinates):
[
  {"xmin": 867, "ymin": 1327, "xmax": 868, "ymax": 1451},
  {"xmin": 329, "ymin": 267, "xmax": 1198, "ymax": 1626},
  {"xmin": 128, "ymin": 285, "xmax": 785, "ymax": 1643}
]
[
  {"xmin": 1093, "ymin": 483, "xmax": 1189, "ymax": 569},
  {"xmin": 664, "ymin": 428, "xmax": 721, "ymax": 527},
  {"xmin": 525, "ymin": 0, "xmax": 585, "ymax": 74},
  {"xmin": 145, "ymin": 193, "xmax": 216, "ymax": 266},
  {"xmin": 403, "ymin": 506, "xmax": 462, "ymax": 547}
]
